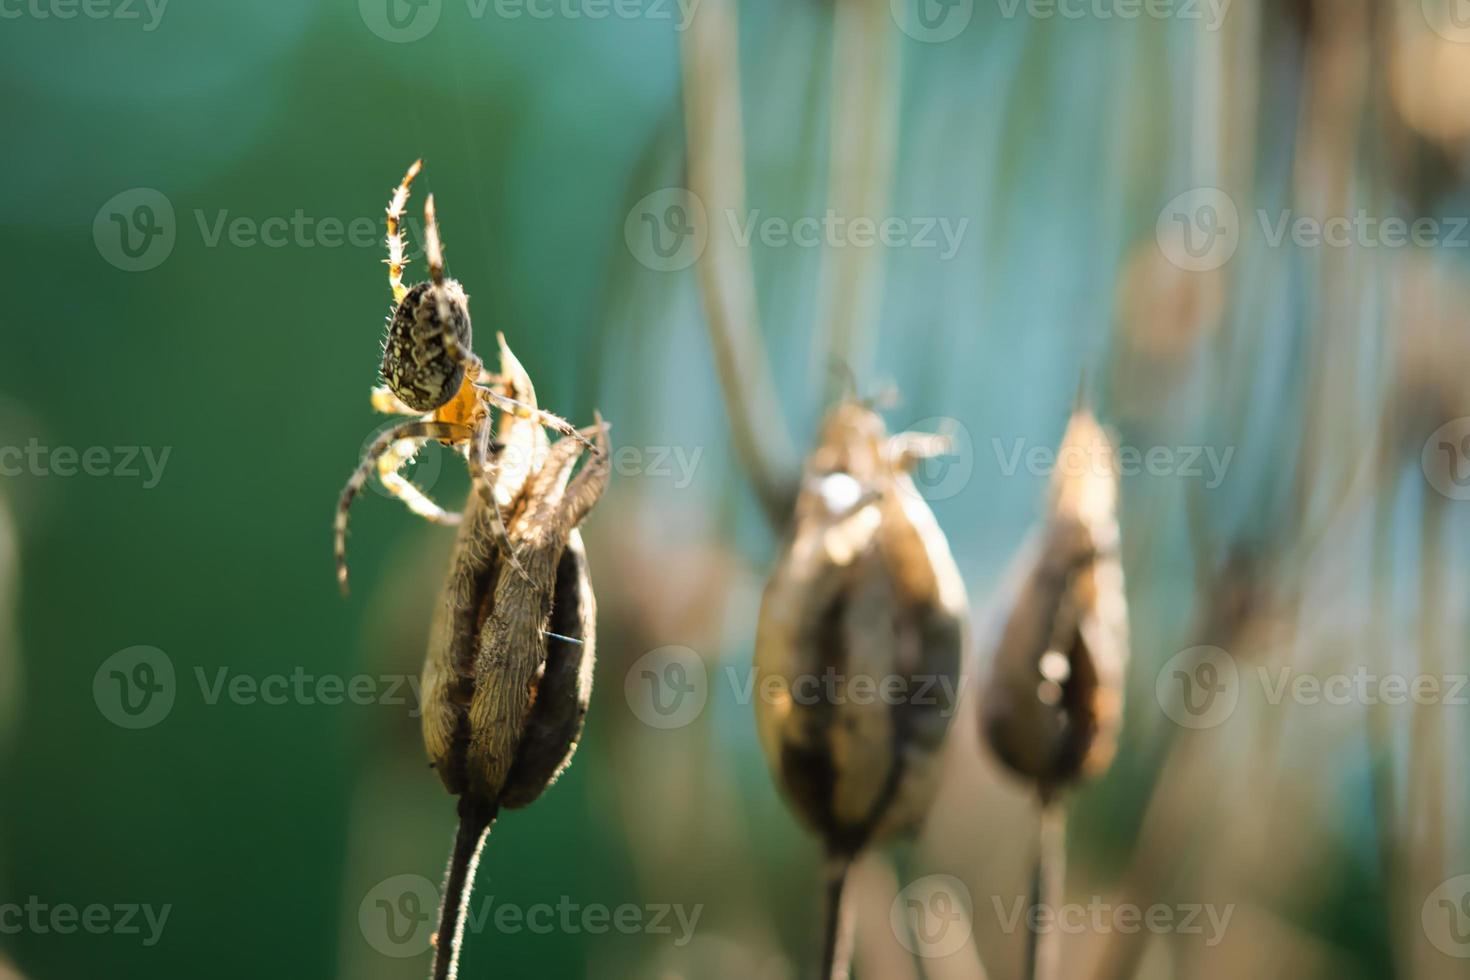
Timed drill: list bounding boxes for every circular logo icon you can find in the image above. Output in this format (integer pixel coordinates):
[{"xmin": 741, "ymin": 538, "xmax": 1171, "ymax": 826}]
[
  {"xmin": 891, "ymin": 874, "xmax": 973, "ymax": 958},
  {"xmin": 890, "ymin": 0, "xmax": 974, "ymax": 43},
  {"xmin": 624, "ymin": 645, "xmax": 708, "ymax": 729},
  {"xmin": 359, "ymin": 419, "xmax": 450, "ymax": 502},
  {"xmin": 901, "ymin": 417, "xmax": 973, "ymax": 502},
  {"xmin": 625, "ymin": 188, "xmax": 708, "ymax": 272},
  {"xmin": 94, "ymin": 188, "xmax": 176, "ymax": 272},
  {"xmin": 359, "ymin": 0, "xmax": 441, "ymax": 43},
  {"xmin": 1423, "ymin": 0, "xmax": 1470, "ymax": 43},
  {"xmin": 1422, "ymin": 417, "xmax": 1470, "ymax": 501},
  {"xmin": 1422, "ymin": 874, "xmax": 1470, "ymax": 958},
  {"xmin": 93, "ymin": 646, "xmax": 176, "ymax": 729},
  {"xmin": 360, "ymin": 874, "xmax": 439, "ymax": 957},
  {"xmin": 1155, "ymin": 188, "xmax": 1239, "ymax": 273},
  {"xmin": 1156, "ymin": 645, "xmax": 1239, "ymax": 730}
]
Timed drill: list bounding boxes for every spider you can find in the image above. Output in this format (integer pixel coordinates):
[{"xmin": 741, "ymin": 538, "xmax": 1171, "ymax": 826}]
[{"xmin": 335, "ymin": 160, "xmax": 594, "ymax": 595}]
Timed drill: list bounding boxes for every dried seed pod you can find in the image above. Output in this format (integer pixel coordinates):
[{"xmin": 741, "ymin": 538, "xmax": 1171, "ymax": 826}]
[
  {"xmin": 415, "ymin": 340, "xmax": 610, "ymax": 980},
  {"xmin": 981, "ymin": 406, "xmax": 1129, "ymax": 795},
  {"xmin": 754, "ymin": 400, "xmax": 968, "ymax": 858},
  {"xmin": 420, "ymin": 345, "xmax": 610, "ymax": 810}
]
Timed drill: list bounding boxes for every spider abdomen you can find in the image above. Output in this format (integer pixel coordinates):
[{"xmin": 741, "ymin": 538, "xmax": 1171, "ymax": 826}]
[{"xmin": 381, "ymin": 280, "xmax": 473, "ymax": 412}]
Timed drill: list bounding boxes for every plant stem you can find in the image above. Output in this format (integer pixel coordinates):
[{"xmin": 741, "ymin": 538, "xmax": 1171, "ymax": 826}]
[
  {"xmin": 431, "ymin": 795, "xmax": 498, "ymax": 980},
  {"xmin": 820, "ymin": 853, "xmax": 854, "ymax": 980},
  {"xmin": 1024, "ymin": 797, "xmax": 1066, "ymax": 980}
]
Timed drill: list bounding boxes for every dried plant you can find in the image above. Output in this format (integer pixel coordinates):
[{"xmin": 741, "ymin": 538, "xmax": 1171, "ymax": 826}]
[
  {"xmin": 333, "ymin": 165, "xmax": 610, "ymax": 979},
  {"xmin": 980, "ymin": 402, "xmax": 1129, "ymax": 980}
]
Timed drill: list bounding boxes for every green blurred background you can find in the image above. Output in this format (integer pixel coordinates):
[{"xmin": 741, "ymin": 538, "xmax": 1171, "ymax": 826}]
[{"xmin": 2, "ymin": 0, "xmax": 1468, "ymax": 978}]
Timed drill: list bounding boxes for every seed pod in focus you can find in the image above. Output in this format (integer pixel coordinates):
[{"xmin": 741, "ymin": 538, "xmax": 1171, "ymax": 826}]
[
  {"xmin": 755, "ymin": 400, "xmax": 968, "ymax": 857},
  {"xmin": 981, "ymin": 405, "xmax": 1129, "ymax": 796},
  {"xmin": 419, "ymin": 339, "xmax": 609, "ymax": 810},
  {"xmin": 416, "ymin": 338, "xmax": 610, "ymax": 980}
]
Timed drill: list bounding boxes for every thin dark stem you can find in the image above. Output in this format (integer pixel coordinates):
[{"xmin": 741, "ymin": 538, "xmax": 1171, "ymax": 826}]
[
  {"xmin": 819, "ymin": 853, "xmax": 854, "ymax": 980},
  {"xmin": 1025, "ymin": 798, "xmax": 1066, "ymax": 980},
  {"xmin": 431, "ymin": 795, "xmax": 498, "ymax": 980}
]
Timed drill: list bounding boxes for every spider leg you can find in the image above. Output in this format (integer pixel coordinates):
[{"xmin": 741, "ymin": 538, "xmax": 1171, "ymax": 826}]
[
  {"xmin": 336, "ymin": 419, "xmax": 473, "ymax": 596},
  {"xmin": 474, "ymin": 386, "xmax": 599, "ymax": 453},
  {"xmin": 386, "ymin": 159, "xmax": 422, "ymax": 304},
  {"xmin": 371, "ymin": 385, "xmax": 421, "ymax": 415},
  {"xmin": 377, "ymin": 436, "xmax": 464, "ymax": 526},
  {"xmin": 424, "ymin": 192, "xmax": 446, "ymax": 286},
  {"xmin": 469, "ymin": 416, "xmax": 532, "ymax": 585}
]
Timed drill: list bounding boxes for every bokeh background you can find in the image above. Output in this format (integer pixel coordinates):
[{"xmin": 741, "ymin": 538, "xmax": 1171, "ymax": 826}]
[{"xmin": 2, "ymin": 0, "xmax": 1469, "ymax": 977}]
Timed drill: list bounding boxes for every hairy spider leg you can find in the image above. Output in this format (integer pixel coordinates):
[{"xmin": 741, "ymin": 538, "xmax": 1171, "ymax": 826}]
[
  {"xmin": 377, "ymin": 435, "xmax": 465, "ymax": 526},
  {"xmin": 336, "ymin": 419, "xmax": 473, "ymax": 595},
  {"xmin": 474, "ymin": 385, "xmax": 598, "ymax": 453},
  {"xmin": 386, "ymin": 159, "xmax": 422, "ymax": 304}
]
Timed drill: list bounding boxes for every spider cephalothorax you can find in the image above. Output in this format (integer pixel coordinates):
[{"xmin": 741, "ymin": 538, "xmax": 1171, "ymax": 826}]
[{"xmin": 334, "ymin": 160, "xmax": 598, "ymax": 595}]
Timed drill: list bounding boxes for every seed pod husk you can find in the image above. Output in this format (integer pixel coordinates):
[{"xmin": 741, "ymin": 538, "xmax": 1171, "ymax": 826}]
[
  {"xmin": 981, "ymin": 406, "xmax": 1129, "ymax": 794},
  {"xmin": 419, "ymin": 339, "xmax": 609, "ymax": 811},
  {"xmin": 754, "ymin": 401, "xmax": 968, "ymax": 857}
]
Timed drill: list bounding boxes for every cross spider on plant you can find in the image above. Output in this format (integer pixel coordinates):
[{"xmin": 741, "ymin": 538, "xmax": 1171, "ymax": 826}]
[{"xmin": 334, "ymin": 160, "xmax": 595, "ymax": 595}]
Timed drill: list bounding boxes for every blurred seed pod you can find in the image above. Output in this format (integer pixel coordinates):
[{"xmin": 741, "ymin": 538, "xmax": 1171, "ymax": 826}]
[
  {"xmin": 754, "ymin": 400, "xmax": 969, "ymax": 858},
  {"xmin": 981, "ymin": 406, "xmax": 1130, "ymax": 797}
]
